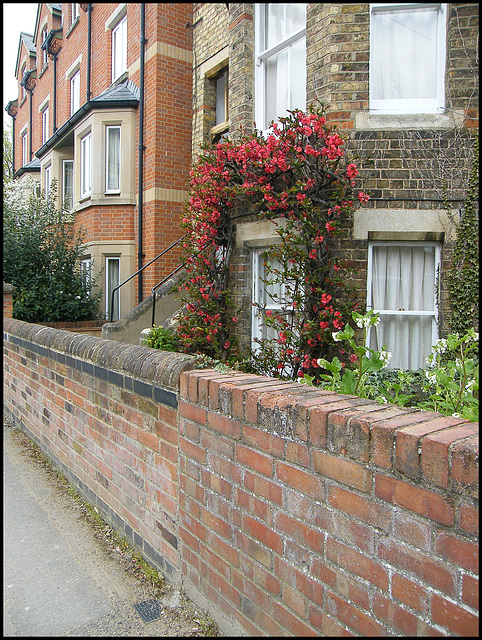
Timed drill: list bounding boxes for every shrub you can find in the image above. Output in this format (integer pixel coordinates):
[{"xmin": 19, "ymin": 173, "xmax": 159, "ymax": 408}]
[{"xmin": 3, "ymin": 178, "xmax": 101, "ymax": 323}]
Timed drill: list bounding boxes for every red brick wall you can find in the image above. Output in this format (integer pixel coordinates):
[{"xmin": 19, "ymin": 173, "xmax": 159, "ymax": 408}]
[{"xmin": 3, "ymin": 317, "xmax": 478, "ymax": 636}]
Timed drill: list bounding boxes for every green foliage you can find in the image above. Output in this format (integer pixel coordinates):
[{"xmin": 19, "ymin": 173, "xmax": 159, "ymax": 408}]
[
  {"xmin": 301, "ymin": 311, "xmax": 479, "ymax": 421},
  {"xmin": 142, "ymin": 325, "xmax": 180, "ymax": 352},
  {"xmin": 418, "ymin": 330, "xmax": 479, "ymax": 421},
  {"xmin": 447, "ymin": 134, "xmax": 479, "ymax": 334},
  {"xmin": 315, "ymin": 310, "xmax": 391, "ymax": 397},
  {"xmin": 3, "ymin": 178, "xmax": 102, "ymax": 322},
  {"xmin": 3, "ymin": 121, "xmax": 14, "ymax": 183}
]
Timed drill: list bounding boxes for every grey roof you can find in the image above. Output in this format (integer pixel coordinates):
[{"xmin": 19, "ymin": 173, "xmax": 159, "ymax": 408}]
[
  {"xmin": 20, "ymin": 32, "xmax": 36, "ymax": 54},
  {"xmin": 93, "ymin": 79, "xmax": 141, "ymax": 104},
  {"xmin": 21, "ymin": 157, "xmax": 41, "ymax": 170},
  {"xmin": 14, "ymin": 157, "xmax": 41, "ymax": 179}
]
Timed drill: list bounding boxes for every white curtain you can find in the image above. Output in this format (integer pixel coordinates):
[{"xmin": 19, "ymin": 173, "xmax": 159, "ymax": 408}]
[
  {"xmin": 370, "ymin": 245, "xmax": 437, "ymax": 370},
  {"xmin": 371, "ymin": 6, "xmax": 438, "ymax": 101}
]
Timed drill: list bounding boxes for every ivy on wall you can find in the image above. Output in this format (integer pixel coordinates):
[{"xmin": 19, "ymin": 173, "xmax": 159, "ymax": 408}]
[{"xmin": 447, "ymin": 134, "xmax": 479, "ymax": 335}]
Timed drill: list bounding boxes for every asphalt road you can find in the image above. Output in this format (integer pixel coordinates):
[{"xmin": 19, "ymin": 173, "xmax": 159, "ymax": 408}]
[{"xmin": 3, "ymin": 421, "xmax": 217, "ymax": 637}]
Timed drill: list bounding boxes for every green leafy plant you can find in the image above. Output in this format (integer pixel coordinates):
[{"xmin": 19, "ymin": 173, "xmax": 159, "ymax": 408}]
[
  {"xmin": 3, "ymin": 177, "xmax": 102, "ymax": 322},
  {"xmin": 143, "ymin": 325, "xmax": 181, "ymax": 352},
  {"xmin": 418, "ymin": 330, "xmax": 479, "ymax": 421},
  {"xmin": 314, "ymin": 309, "xmax": 391, "ymax": 397},
  {"xmin": 300, "ymin": 311, "xmax": 479, "ymax": 421},
  {"xmin": 447, "ymin": 134, "xmax": 479, "ymax": 335}
]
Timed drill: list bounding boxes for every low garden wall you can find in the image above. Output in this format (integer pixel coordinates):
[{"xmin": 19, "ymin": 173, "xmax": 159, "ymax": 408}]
[{"xmin": 3, "ymin": 317, "xmax": 479, "ymax": 636}]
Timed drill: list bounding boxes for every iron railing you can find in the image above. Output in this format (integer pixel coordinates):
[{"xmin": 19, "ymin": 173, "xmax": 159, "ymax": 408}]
[{"xmin": 109, "ymin": 235, "xmax": 187, "ymax": 322}]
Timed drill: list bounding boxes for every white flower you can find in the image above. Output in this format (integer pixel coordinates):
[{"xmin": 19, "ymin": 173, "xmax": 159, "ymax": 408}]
[
  {"xmin": 433, "ymin": 338, "xmax": 448, "ymax": 355},
  {"xmin": 425, "ymin": 370, "xmax": 437, "ymax": 384},
  {"xmin": 379, "ymin": 350, "xmax": 392, "ymax": 368},
  {"xmin": 452, "ymin": 412, "xmax": 462, "ymax": 418},
  {"xmin": 332, "ymin": 331, "xmax": 342, "ymax": 342}
]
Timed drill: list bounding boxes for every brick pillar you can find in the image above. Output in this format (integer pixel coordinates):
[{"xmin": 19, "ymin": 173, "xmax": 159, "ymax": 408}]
[{"xmin": 3, "ymin": 282, "xmax": 15, "ymax": 318}]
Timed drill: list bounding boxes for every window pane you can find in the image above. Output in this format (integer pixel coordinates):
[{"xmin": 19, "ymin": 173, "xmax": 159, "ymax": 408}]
[
  {"xmin": 369, "ymin": 244, "xmax": 439, "ymax": 369},
  {"xmin": 371, "ymin": 245, "xmax": 436, "ymax": 312},
  {"xmin": 266, "ymin": 3, "xmax": 285, "ymax": 49},
  {"xmin": 71, "ymin": 71, "xmax": 80, "ymax": 115},
  {"xmin": 266, "ymin": 49, "xmax": 288, "ymax": 125},
  {"xmin": 286, "ymin": 3, "xmax": 306, "ymax": 36},
  {"xmin": 107, "ymin": 258, "xmax": 120, "ymax": 320},
  {"xmin": 289, "ymin": 37, "xmax": 306, "ymax": 111},
  {"xmin": 215, "ymin": 73, "xmax": 227, "ymax": 125},
  {"xmin": 63, "ymin": 161, "xmax": 73, "ymax": 211},
  {"xmin": 369, "ymin": 314, "xmax": 435, "ymax": 370},
  {"xmin": 106, "ymin": 127, "xmax": 120, "ymax": 192},
  {"xmin": 81, "ymin": 134, "xmax": 91, "ymax": 196},
  {"xmin": 112, "ymin": 16, "xmax": 127, "ymax": 80},
  {"xmin": 371, "ymin": 6, "xmax": 439, "ymax": 101}
]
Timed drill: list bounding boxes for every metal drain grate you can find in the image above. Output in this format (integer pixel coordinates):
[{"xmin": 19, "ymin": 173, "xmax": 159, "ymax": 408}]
[{"xmin": 134, "ymin": 599, "xmax": 162, "ymax": 623}]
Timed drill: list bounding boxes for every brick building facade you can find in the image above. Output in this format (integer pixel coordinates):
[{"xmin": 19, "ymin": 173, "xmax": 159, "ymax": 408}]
[
  {"xmin": 6, "ymin": 3, "xmax": 193, "ymax": 320},
  {"xmin": 190, "ymin": 2, "xmax": 479, "ymax": 369},
  {"xmin": 6, "ymin": 3, "xmax": 478, "ymax": 368}
]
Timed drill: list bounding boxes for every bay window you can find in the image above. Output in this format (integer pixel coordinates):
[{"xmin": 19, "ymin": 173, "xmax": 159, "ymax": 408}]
[
  {"xmin": 367, "ymin": 242, "xmax": 440, "ymax": 369},
  {"xmin": 369, "ymin": 3, "xmax": 447, "ymax": 113},
  {"xmin": 105, "ymin": 126, "xmax": 121, "ymax": 193},
  {"xmin": 255, "ymin": 3, "xmax": 306, "ymax": 132}
]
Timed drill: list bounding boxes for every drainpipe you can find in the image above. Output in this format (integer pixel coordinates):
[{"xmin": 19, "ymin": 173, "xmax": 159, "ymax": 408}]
[
  {"xmin": 87, "ymin": 4, "xmax": 92, "ymax": 101},
  {"xmin": 138, "ymin": 3, "xmax": 147, "ymax": 303},
  {"xmin": 52, "ymin": 53, "xmax": 57, "ymax": 131}
]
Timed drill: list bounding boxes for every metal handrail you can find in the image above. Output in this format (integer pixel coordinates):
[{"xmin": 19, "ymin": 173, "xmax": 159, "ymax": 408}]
[
  {"xmin": 150, "ymin": 240, "xmax": 216, "ymax": 327},
  {"xmin": 109, "ymin": 234, "xmax": 187, "ymax": 322}
]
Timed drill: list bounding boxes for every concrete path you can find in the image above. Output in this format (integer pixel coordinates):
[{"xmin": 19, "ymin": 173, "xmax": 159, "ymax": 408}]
[{"xmin": 3, "ymin": 422, "xmax": 214, "ymax": 637}]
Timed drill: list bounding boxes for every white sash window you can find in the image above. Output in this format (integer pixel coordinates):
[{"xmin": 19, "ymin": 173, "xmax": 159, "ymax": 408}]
[
  {"xmin": 105, "ymin": 126, "xmax": 121, "ymax": 193},
  {"xmin": 255, "ymin": 3, "xmax": 306, "ymax": 132},
  {"xmin": 370, "ymin": 3, "xmax": 447, "ymax": 114},
  {"xmin": 367, "ymin": 242, "xmax": 440, "ymax": 369}
]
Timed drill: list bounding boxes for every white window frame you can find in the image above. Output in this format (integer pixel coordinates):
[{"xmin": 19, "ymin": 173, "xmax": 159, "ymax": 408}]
[
  {"xmin": 41, "ymin": 26, "xmax": 49, "ymax": 67},
  {"xmin": 20, "ymin": 64, "xmax": 27, "ymax": 100},
  {"xmin": 80, "ymin": 132, "xmax": 91, "ymax": 199},
  {"xmin": 106, "ymin": 257, "xmax": 120, "ymax": 321},
  {"xmin": 41, "ymin": 106, "xmax": 49, "ymax": 145},
  {"xmin": 62, "ymin": 159, "xmax": 74, "ymax": 212},
  {"xmin": 366, "ymin": 241, "xmax": 441, "ymax": 369},
  {"xmin": 81, "ymin": 257, "xmax": 92, "ymax": 294},
  {"xmin": 251, "ymin": 248, "xmax": 296, "ymax": 351},
  {"xmin": 105, "ymin": 125, "xmax": 121, "ymax": 194},
  {"xmin": 70, "ymin": 69, "xmax": 80, "ymax": 115},
  {"xmin": 21, "ymin": 130, "xmax": 28, "ymax": 166},
  {"xmin": 254, "ymin": 3, "xmax": 307, "ymax": 133},
  {"xmin": 369, "ymin": 3, "xmax": 447, "ymax": 114},
  {"xmin": 71, "ymin": 3, "xmax": 79, "ymax": 25},
  {"xmin": 112, "ymin": 14, "xmax": 127, "ymax": 82},
  {"xmin": 44, "ymin": 164, "xmax": 52, "ymax": 201}
]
